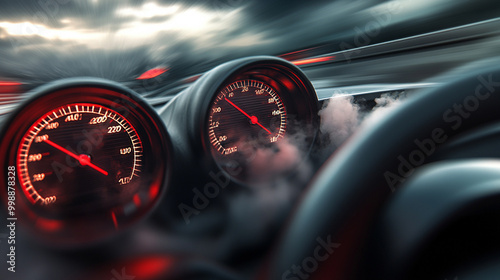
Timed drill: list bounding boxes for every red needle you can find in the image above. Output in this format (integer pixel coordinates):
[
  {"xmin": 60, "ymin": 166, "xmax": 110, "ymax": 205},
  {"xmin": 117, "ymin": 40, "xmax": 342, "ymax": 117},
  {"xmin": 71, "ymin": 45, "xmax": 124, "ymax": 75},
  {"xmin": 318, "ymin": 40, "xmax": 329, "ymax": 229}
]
[
  {"xmin": 224, "ymin": 98, "xmax": 272, "ymax": 134},
  {"xmin": 44, "ymin": 139, "xmax": 109, "ymax": 176}
]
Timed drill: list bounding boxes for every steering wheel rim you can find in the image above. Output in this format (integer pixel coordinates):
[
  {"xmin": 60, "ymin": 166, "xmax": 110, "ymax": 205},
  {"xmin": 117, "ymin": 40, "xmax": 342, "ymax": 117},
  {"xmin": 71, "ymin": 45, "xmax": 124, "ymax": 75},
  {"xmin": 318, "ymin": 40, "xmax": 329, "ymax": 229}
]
[{"xmin": 265, "ymin": 62, "xmax": 500, "ymax": 279}]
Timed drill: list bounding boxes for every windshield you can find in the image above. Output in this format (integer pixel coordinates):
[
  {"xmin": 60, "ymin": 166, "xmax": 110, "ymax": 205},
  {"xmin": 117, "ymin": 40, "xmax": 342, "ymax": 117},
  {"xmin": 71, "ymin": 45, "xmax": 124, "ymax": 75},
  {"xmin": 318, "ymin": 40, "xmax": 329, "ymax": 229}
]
[{"xmin": 1, "ymin": 0, "xmax": 498, "ymax": 83}]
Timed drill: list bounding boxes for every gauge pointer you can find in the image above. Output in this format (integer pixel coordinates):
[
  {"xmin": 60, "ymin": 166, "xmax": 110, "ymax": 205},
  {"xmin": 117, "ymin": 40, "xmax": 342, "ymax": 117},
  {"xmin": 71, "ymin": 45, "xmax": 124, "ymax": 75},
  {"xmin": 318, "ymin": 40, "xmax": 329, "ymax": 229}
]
[
  {"xmin": 224, "ymin": 98, "xmax": 272, "ymax": 134},
  {"xmin": 44, "ymin": 139, "xmax": 109, "ymax": 175}
]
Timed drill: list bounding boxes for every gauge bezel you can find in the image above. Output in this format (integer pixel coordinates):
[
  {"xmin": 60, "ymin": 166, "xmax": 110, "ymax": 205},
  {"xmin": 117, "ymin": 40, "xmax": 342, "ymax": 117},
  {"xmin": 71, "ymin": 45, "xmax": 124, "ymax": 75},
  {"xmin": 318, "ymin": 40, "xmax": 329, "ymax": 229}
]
[
  {"xmin": 0, "ymin": 78, "xmax": 172, "ymax": 246},
  {"xmin": 157, "ymin": 56, "xmax": 319, "ymax": 226},
  {"xmin": 201, "ymin": 59, "xmax": 320, "ymax": 183}
]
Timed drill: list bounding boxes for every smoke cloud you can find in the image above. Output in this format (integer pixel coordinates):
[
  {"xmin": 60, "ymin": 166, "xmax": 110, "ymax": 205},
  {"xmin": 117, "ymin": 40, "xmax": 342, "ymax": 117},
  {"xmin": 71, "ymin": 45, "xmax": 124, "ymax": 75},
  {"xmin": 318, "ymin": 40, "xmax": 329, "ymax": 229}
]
[
  {"xmin": 318, "ymin": 92, "xmax": 406, "ymax": 152},
  {"xmin": 220, "ymin": 92, "xmax": 407, "ymax": 252},
  {"xmin": 319, "ymin": 95, "xmax": 361, "ymax": 148}
]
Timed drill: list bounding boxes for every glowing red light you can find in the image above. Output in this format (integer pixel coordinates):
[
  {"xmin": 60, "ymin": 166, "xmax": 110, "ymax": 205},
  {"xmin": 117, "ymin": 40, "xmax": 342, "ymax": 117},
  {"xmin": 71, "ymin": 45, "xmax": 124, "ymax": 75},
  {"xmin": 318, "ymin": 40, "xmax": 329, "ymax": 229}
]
[
  {"xmin": 0, "ymin": 81, "xmax": 22, "ymax": 93},
  {"xmin": 128, "ymin": 257, "xmax": 173, "ymax": 279},
  {"xmin": 291, "ymin": 56, "xmax": 335, "ymax": 66},
  {"xmin": 279, "ymin": 47, "xmax": 318, "ymax": 59},
  {"xmin": 111, "ymin": 211, "xmax": 119, "ymax": 230},
  {"xmin": 137, "ymin": 68, "xmax": 169, "ymax": 80},
  {"xmin": 0, "ymin": 81, "xmax": 21, "ymax": 86},
  {"xmin": 133, "ymin": 194, "xmax": 141, "ymax": 207},
  {"xmin": 149, "ymin": 184, "xmax": 160, "ymax": 200},
  {"xmin": 36, "ymin": 218, "xmax": 62, "ymax": 232}
]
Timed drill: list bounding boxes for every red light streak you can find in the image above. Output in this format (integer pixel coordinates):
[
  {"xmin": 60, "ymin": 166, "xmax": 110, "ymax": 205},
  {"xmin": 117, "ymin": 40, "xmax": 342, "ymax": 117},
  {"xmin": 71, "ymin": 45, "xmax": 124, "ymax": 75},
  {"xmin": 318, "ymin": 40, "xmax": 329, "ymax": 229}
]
[
  {"xmin": 0, "ymin": 81, "xmax": 21, "ymax": 86},
  {"xmin": 44, "ymin": 139, "xmax": 109, "ymax": 175},
  {"xmin": 111, "ymin": 211, "xmax": 118, "ymax": 230},
  {"xmin": 279, "ymin": 47, "xmax": 318, "ymax": 58},
  {"xmin": 224, "ymin": 98, "xmax": 272, "ymax": 134},
  {"xmin": 149, "ymin": 184, "xmax": 160, "ymax": 200},
  {"xmin": 0, "ymin": 81, "xmax": 22, "ymax": 93},
  {"xmin": 291, "ymin": 56, "xmax": 335, "ymax": 66},
  {"xmin": 133, "ymin": 194, "xmax": 141, "ymax": 207},
  {"xmin": 136, "ymin": 67, "xmax": 169, "ymax": 80}
]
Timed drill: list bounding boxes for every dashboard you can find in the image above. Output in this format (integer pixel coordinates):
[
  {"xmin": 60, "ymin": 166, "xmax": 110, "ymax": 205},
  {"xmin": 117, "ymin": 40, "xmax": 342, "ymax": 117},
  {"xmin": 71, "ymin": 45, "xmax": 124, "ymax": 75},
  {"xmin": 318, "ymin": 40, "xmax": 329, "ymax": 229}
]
[
  {"xmin": 0, "ymin": 56, "xmax": 321, "ymax": 279},
  {"xmin": 1, "ymin": 13, "xmax": 500, "ymax": 279}
]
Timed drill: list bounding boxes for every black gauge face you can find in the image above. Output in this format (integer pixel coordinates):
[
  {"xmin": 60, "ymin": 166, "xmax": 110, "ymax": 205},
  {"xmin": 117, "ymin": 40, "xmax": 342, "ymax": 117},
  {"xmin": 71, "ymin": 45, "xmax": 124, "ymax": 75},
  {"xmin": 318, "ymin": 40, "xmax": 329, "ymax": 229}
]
[
  {"xmin": 208, "ymin": 80, "xmax": 287, "ymax": 153},
  {"xmin": 208, "ymin": 79, "xmax": 287, "ymax": 181},
  {"xmin": 18, "ymin": 103, "xmax": 142, "ymax": 213}
]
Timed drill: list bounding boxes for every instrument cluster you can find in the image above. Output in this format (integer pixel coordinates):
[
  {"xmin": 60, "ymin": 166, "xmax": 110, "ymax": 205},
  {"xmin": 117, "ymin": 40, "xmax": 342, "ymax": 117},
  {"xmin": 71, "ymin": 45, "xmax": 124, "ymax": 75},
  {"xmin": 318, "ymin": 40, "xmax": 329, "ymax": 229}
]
[{"xmin": 0, "ymin": 57, "xmax": 320, "ymax": 245}]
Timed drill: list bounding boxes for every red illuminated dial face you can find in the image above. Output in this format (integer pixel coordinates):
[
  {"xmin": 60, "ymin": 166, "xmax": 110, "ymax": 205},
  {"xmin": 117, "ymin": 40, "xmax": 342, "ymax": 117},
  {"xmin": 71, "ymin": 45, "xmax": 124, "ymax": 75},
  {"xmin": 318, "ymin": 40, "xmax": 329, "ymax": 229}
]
[
  {"xmin": 17, "ymin": 103, "xmax": 143, "ymax": 213},
  {"xmin": 208, "ymin": 80, "xmax": 287, "ymax": 156}
]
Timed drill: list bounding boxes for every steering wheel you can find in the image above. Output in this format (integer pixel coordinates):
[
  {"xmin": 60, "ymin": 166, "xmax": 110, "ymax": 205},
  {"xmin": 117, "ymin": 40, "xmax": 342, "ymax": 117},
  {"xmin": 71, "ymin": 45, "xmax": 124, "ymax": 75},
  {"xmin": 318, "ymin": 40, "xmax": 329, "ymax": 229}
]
[{"xmin": 265, "ymin": 63, "xmax": 500, "ymax": 279}]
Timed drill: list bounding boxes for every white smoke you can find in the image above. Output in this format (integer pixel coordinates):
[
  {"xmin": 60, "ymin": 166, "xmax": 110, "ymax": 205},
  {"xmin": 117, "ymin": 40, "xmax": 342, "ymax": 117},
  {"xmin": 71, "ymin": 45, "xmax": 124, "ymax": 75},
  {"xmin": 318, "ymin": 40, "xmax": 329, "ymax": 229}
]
[
  {"xmin": 222, "ymin": 92, "xmax": 406, "ymax": 249},
  {"xmin": 220, "ymin": 134, "xmax": 313, "ymax": 252},
  {"xmin": 319, "ymin": 92, "xmax": 405, "ymax": 151},
  {"xmin": 319, "ymin": 95, "xmax": 361, "ymax": 147},
  {"xmin": 185, "ymin": 92, "xmax": 406, "ymax": 256},
  {"xmin": 369, "ymin": 93, "xmax": 404, "ymax": 123},
  {"xmin": 243, "ymin": 134, "xmax": 312, "ymax": 183}
]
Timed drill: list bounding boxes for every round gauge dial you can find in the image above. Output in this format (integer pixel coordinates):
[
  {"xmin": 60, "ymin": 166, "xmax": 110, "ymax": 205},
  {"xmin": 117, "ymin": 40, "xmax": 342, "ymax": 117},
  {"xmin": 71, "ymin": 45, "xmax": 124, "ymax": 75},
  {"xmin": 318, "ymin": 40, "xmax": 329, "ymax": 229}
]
[
  {"xmin": 0, "ymin": 83, "xmax": 170, "ymax": 245},
  {"xmin": 208, "ymin": 80, "xmax": 287, "ymax": 156},
  {"xmin": 207, "ymin": 79, "xmax": 288, "ymax": 182},
  {"xmin": 17, "ymin": 103, "xmax": 142, "ymax": 209}
]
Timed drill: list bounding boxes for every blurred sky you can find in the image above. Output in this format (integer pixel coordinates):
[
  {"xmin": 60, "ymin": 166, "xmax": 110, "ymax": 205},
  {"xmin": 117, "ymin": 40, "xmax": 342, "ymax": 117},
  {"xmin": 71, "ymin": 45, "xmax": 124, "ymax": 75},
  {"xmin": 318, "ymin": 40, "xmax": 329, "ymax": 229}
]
[{"xmin": 0, "ymin": 0, "xmax": 499, "ymax": 82}]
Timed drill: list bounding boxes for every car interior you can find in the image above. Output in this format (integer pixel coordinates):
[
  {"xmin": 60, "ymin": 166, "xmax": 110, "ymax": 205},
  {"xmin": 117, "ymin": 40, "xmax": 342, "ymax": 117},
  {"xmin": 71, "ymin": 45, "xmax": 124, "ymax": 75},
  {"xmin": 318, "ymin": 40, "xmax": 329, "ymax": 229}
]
[{"xmin": 1, "ymin": 1, "xmax": 500, "ymax": 279}]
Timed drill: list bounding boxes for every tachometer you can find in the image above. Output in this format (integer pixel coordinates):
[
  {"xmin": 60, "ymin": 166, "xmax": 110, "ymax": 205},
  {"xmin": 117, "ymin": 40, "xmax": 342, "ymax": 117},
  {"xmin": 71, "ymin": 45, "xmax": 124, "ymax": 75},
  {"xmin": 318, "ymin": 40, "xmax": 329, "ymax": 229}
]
[
  {"xmin": 208, "ymin": 80, "xmax": 287, "ymax": 156},
  {"xmin": 156, "ymin": 57, "xmax": 319, "ymax": 225}
]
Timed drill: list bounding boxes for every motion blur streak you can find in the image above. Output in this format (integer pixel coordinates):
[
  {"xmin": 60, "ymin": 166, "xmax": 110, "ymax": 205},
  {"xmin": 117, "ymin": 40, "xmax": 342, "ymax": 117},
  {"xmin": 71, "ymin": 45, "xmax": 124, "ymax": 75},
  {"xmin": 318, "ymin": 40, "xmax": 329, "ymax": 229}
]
[
  {"xmin": 1, "ymin": 0, "xmax": 496, "ymax": 84},
  {"xmin": 0, "ymin": 81, "xmax": 21, "ymax": 86},
  {"xmin": 291, "ymin": 56, "xmax": 336, "ymax": 66},
  {"xmin": 137, "ymin": 67, "xmax": 169, "ymax": 80},
  {"xmin": 0, "ymin": 81, "xmax": 22, "ymax": 93}
]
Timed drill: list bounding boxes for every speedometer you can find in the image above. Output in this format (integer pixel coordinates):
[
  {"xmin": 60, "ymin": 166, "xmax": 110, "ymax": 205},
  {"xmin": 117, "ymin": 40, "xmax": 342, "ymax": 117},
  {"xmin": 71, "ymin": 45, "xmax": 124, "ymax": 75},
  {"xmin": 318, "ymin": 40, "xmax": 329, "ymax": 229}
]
[
  {"xmin": 18, "ymin": 103, "xmax": 142, "ymax": 208},
  {"xmin": 208, "ymin": 80, "xmax": 287, "ymax": 156},
  {"xmin": 0, "ymin": 79, "xmax": 171, "ymax": 245}
]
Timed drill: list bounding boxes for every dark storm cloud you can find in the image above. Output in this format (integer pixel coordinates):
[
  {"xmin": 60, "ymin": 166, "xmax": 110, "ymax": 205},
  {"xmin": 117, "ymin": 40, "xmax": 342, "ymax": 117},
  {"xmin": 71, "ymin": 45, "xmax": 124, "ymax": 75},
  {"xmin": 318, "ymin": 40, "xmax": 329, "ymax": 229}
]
[
  {"xmin": 202, "ymin": 0, "xmax": 380, "ymax": 55},
  {"xmin": 0, "ymin": 1, "xmax": 136, "ymax": 28},
  {"xmin": 0, "ymin": 37, "xmax": 153, "ymax": 82},
  {"xmin": 0, "ymin": 0, "xmax": 499, "ymax": 82},
  {"xmin": 0, "ymin": 0, "xmax": 245, "ymax": 29}
]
